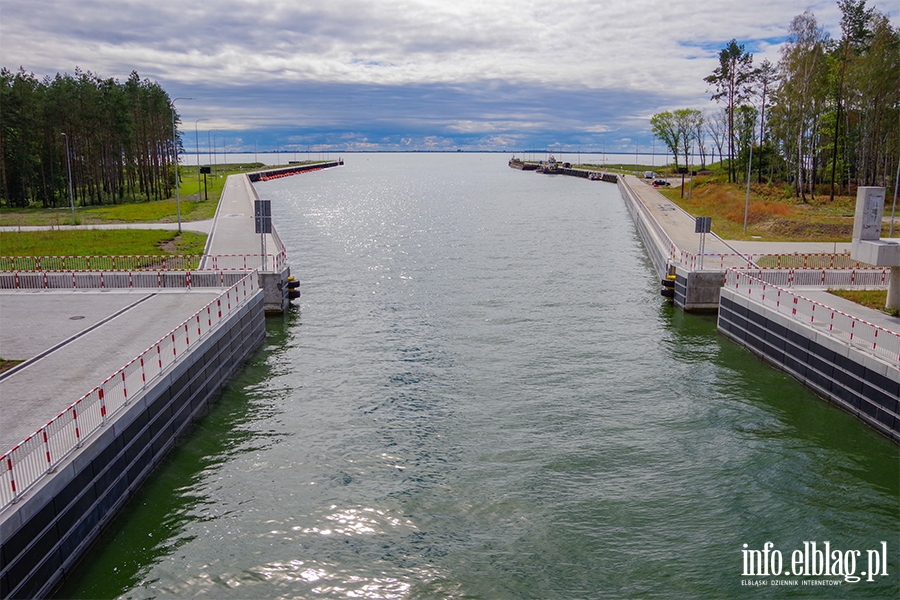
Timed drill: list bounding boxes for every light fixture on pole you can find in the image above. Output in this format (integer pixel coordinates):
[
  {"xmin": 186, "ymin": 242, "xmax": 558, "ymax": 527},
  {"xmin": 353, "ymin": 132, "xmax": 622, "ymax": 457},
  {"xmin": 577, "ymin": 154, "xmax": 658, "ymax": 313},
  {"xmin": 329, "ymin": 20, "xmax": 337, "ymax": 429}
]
[
  {"xmin": 743, "ymin": 131, "xmax": 755, "ymax": 234},
  {"xmin": 60, "ymin": 133, "xmax": 75, "ymax": 225},
  {"xmin": 208, "ymin": 129, "xmax": 218, "ymax": 179},
  {"xmin": 195, "ymin": 118, "xmax": 208, "ymax": 200},
  {"xmin": 891, "ymin": 157, "xmax": 899, "ymax": 238},
  {"xmin": 171, "ymin": 97, "xmax": 193, "ymax": 232}
]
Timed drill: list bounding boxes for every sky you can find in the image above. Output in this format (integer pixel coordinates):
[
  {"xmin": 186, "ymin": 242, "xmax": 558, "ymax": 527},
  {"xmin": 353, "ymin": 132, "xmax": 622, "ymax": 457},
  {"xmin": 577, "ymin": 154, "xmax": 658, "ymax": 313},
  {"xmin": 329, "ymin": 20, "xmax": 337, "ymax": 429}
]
[{"xmin": 1, "ymin": 0, "xmax": 897, "ymax": 154}]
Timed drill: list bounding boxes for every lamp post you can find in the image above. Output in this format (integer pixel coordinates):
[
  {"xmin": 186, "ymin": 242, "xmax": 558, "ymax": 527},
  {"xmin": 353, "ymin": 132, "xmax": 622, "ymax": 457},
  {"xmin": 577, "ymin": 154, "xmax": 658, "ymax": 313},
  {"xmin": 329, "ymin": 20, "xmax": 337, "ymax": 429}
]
[
  {"xmin": 60, "ymin": 133, "xmax": 75, "ymax": 225},
  {"xmin": 195, "ymin": 118, "xmax": 208, "ymax": 200},
  {"xmin": 171, "ymin": 97, "xmax": 193, "ymax": 232},
  {"xmin": 208, "ymin": 129, "xmax": 217, "ymax": 179},
  {"xmin": 743, "ymin": 132, "xmax": 755, "ymax": 234}
]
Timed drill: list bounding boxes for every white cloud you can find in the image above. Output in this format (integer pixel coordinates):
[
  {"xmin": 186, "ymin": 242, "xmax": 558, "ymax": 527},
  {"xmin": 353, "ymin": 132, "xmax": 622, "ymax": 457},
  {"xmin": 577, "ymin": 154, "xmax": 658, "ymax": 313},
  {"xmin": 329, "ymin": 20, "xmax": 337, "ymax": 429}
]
[{"xmin": 2, "ymin": 0, "xmax": 896, "ymax": 150}]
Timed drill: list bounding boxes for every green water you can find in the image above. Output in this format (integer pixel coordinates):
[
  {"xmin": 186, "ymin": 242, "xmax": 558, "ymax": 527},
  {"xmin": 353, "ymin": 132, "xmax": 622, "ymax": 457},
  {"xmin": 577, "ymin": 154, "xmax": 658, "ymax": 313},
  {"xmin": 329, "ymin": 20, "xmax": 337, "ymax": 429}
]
[{"xmin": 57, "ymin": 154, "xmax": 899, "ymax": 599}]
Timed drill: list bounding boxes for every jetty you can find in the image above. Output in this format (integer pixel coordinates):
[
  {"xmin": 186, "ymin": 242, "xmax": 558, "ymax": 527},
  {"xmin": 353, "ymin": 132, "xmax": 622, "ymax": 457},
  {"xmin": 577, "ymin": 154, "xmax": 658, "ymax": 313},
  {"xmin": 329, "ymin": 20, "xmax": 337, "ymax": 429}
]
[
  {"xmin": 510, "ymin": 165, "xmax": 898, "ymax": 442},
  {"xmin": 0, "ymin": 162, "xmax": 339, "ymax": 599},
  {"xmin": 616, "ymin": 174, "xmax": 899, "ymax": 443}
]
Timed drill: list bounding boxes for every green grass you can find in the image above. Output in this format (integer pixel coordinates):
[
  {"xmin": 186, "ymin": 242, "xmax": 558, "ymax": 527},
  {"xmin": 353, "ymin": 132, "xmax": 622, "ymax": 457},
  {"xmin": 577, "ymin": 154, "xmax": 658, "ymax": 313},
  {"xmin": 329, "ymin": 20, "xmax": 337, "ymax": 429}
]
[
  {"xmin": 85, "ymin": 199, "xmax": 208, "ymax": 223},
  {"xmin": 0, "ymin": 229, "xmax": 206, "ymax": 257},
  {"xmin": 0, "ymin": 359, "xmax": 24, "ymax": 374},
  {"xmin": 653, "ymin": 177, "xmax": 899, "ymax": 242},
  {"xmin": 828, "ymin": 288, "xmax": 898, "ymax": 316},
  {"xmin": 0, "ymin": 162, "xmax": 275, "ymax": 227}
]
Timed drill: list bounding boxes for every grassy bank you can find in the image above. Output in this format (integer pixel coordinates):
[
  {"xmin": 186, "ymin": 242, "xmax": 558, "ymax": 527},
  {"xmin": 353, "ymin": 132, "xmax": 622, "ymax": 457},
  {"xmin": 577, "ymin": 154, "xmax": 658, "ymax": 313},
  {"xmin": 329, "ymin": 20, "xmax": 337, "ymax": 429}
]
[
  {"xmin": 0, "ymin": 229, "xmax": 207, "ymax": 257},
  {"xmin": 655, "ymin": 177, "xmax": 896, "ymax": 242},
  {"xmin": 828, "ymin": 289, "xmax": 897, "ymax": 316},
  {"xmin": 0, "ymin": 162, "xmax": 271, "ymax": 227}
]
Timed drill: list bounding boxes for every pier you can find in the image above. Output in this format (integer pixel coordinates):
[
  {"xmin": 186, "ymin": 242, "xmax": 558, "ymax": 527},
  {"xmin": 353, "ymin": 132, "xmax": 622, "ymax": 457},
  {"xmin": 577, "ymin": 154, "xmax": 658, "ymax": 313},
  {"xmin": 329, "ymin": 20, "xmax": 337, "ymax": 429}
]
[
  {"xmin": 511, "ymin": 164, "xmax": 899, "ymax": 441},
  {"xmin": 614, "ymin": 175, "xmax": 899, "ymax": 442},
  {"xmin": 0, "ymin": 162, "xmax": 339, "ymax": 599}
]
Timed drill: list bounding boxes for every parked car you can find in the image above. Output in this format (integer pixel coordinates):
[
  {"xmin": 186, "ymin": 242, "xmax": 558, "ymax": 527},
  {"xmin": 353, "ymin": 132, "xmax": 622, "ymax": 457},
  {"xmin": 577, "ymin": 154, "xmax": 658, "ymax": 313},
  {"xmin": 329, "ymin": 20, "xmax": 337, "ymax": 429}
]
[{"xmin": 652, "ymin": 180, "xmax": 671, "ymax": 187}]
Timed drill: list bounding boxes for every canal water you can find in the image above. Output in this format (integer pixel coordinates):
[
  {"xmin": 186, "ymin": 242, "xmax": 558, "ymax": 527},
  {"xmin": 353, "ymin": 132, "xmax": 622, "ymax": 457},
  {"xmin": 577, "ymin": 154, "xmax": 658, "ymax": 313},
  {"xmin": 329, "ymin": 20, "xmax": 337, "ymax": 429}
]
[{"xmin": 58, "ymin": 154, "xmax": 898, "ymax": 599}]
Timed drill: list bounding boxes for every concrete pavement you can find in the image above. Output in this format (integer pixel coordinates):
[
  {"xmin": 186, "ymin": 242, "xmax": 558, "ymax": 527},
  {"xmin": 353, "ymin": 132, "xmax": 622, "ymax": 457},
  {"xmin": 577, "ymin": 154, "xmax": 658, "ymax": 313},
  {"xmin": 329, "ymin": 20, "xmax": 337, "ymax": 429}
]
[
  {"xmin": 621, "ymin": 175, "xmax": 899, "ymax": 334},
  {"xmin": 0, "ymin": 289, "xmax": 223, "ymax": 451},
  {"xmin": 0, "ymin": 171, "xmax": 288, "ymax": 455},
  {"xmin": 203, "ymin": 174, "xmax": 278, "ymax": 260},
  {"xmin": 623, "ymin": 175, "xmax": 869, "ymax": 261}
]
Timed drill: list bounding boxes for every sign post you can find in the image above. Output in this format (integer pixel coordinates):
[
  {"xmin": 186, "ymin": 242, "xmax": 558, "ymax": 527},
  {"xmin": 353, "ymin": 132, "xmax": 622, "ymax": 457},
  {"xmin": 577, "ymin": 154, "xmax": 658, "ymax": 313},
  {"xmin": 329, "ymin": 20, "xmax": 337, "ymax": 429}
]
[
  {"xmin": 255, "ymin": 200, "xmax": 272, "ymax": 271},
  {"xmin": 695, "ymin": 216, "xmax": 712, "ymax": 270},
  {"xmin": 200, "ymin": 166, "xmax": 211, "ymax": 201}
]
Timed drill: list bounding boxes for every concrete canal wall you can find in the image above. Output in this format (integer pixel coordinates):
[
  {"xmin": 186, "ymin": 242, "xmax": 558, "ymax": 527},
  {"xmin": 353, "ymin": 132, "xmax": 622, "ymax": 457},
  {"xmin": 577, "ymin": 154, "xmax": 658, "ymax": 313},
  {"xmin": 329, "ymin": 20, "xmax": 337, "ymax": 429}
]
[
  {"xmin": 0, "ymin": 291, "xmax": 264, "ymax": 599},
  {"xmin": 615, "ymin": 176, "xmax": 899, "ymax": 442},
  {"xmin": 2, "ymin": 160, "xmax": 345, "ymax": 598},
  {"xmin": 617, "ymin": 177, "xmax": 671, "ymax": 279},
  {"xmin": 247, "ymin": 159, "xmax": 343, "ymax": 183},
  {"xmin": 718, "ymin": 288, "xmax": 899, "ymax": 442}
]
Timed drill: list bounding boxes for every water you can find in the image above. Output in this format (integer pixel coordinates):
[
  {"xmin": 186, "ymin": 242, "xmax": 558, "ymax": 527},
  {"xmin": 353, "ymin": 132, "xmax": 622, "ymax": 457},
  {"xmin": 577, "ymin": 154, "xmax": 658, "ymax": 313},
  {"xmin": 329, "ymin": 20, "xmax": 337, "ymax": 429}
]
[{"xmin": 58, "ymin": 154, "xmax": 898, "ymax": 599}]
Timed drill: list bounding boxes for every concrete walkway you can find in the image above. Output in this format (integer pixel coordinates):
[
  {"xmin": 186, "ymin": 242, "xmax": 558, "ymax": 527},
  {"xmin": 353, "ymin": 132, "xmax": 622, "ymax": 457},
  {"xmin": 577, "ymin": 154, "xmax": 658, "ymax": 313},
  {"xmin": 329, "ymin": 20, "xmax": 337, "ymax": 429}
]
[
  {"xmin": 622, "ymin": 175, "xmax": 870, "ymax": 261},
  {"xmin": 0, "ymin": 178, "xmax": 268, "ymax": 456},
  {"xmin": 621, "ymin": 175, "xmax": 900, "ymax": 334},
  {"xmin": 203, "ymin": 174, "xmax": 279, "ymax": 260},
  {"xmin": 0, "ymin": 289, "xmax": 223, "ymax": 451},
  {"xmin": 0, "ymin": 170, "xmax": 292, "ymax": 455}
]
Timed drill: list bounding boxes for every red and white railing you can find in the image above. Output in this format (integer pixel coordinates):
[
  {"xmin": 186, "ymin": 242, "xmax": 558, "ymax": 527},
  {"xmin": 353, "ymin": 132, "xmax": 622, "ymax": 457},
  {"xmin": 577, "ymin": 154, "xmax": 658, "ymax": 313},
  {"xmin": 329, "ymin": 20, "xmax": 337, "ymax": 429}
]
[
  {"xmin": 723, "ymin": 269, "xmax": 900, "ymax": 364},
  {"xmin": 732, "ymin": 268, "xmax": 891, "ymax": 288},
  {"xmin": 0, "ymin": 252, "xmax": 287, "ymax": 274},
  {"xmin": 0, "ymin": 270, "xmax": 248, "ymax": 290},
  {"xmin": 0, "ymin": 272, "xmax": 259, "ymax": 510}
]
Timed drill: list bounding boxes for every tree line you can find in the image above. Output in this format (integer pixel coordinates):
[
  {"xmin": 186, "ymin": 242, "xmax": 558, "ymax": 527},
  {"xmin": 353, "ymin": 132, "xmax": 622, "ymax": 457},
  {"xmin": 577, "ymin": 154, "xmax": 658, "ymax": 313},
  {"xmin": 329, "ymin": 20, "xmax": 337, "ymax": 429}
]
[
  {"xmin": 0, "ymin": 68, "xmax": 181, "ymax": 209},
  {"xmin": 651, "ymin": 0, "xmax": 899, "ymax": 202}
]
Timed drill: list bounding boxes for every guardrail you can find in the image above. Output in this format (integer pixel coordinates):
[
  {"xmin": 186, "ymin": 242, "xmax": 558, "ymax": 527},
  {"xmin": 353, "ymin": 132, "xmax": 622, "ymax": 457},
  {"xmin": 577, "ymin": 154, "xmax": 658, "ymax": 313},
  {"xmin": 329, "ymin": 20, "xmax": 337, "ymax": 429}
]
[
  {"xmin": 723, "ymin": 269, "xmax": 900, "ymax": 364},
  {"xmin": 619, "ymin": 178, "xmax": 887, "ymax": 275},
  {"xmin": 203, "ymin": 253, "xmax": 286, "ymax": 272},
  {"xmin": 0, "ymin": 253, "xmax": 287, "ymax": 273},
  {"xmin": 0, "ymin": 271, "xmax": 248, "ymax": 290},
  {"xmin": 735, "ymin": 268, "xmax": 891, "ymax": 288},
  {"xmin": 676, "ymin": 252, "xmax": 880, "ymax": 272},
  {"xmin": 0, "ymin": 272, "xmax": 259, "ymax": 510},
  {"xmin": 0, "ymin": 255, "xmax": 202, "ymax": 272},
  {"xmin": 618, "ymin": 178, "xmax": 682, "ymax": 266}
]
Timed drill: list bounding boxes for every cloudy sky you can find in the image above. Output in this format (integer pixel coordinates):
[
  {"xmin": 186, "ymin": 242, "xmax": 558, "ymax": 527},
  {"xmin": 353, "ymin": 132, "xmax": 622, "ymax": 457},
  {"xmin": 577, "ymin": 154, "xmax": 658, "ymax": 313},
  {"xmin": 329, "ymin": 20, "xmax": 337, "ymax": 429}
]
[{"xmin": 1, "ymin": 0, "xmax": 896, "ymax": 153}]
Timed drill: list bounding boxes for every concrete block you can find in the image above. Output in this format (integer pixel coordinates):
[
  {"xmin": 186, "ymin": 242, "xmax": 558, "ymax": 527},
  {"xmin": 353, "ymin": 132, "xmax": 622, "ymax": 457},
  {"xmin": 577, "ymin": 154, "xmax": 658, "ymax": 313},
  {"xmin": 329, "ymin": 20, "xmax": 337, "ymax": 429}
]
[
  {"xmin": 852, "ymin": 187, "xmax": 886, "ymax": 241},
  {"xmin": 851, "ymin": 239, "xmax": 900, "ymax": 267}
]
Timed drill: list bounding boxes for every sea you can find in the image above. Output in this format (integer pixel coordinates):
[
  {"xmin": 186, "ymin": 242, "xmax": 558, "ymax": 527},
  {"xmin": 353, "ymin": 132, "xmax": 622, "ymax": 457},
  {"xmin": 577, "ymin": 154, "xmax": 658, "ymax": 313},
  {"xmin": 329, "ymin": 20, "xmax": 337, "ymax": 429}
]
[{"xmin": 57, "ymin": 153, "xmax": 899, "ymax": 599}]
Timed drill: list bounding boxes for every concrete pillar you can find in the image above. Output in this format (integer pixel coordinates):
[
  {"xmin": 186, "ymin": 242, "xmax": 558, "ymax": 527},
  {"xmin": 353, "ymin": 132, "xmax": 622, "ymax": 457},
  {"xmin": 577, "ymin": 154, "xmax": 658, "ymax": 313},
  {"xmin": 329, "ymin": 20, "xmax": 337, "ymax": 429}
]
[
  {"xmin": 260, "ymin": 268, "xmax": 290, "ymax": 313},
  {"xmin": 888, "ymin": 267, "xmax": 900, "ymax": 311},
  {"xmin": 850, "ymin": 186, "xmax": 900, "ymax": 311}
]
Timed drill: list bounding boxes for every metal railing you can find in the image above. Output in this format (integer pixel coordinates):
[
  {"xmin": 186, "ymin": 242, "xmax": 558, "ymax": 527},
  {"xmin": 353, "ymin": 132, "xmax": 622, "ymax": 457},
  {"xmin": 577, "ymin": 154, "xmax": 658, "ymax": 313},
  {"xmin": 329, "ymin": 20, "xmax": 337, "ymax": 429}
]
[
  {"xmin": 723, "ymin": 269, "xmax": 900, "ymax": 364},
  {"xmin": 0, "ymin": 272, "xmax": 259, "ymax": 510},
  {"xmin": 619, "ymin": 178, "xmax": 682, "ymax": 269},
  {"xmin": 0, "ymin": 270, "xmax": 248, "ymax": 290},
  {"xmin": 0, "ymin": 255, "xmax": 202, "ymax": 272},
  {"xmin": 735, "ymin": 268, "xmax": 890, "ymax": 288},
  {"xmin": 201, "ymin": 253, "xmax": 286, "ymax": 272},
  {"xmin": 619, "ymin": 179, "xmax": 886, "ymax": 275},
  {"xmin": 0, "ymin": 253, "xmax": 287, "ymax": 273}
]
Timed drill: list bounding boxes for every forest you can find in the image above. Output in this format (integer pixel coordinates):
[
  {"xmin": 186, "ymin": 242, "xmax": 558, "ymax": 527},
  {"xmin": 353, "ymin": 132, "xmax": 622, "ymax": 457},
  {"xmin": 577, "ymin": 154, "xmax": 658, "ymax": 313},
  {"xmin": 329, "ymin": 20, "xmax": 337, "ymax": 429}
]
[
  {"xmin": 650, "ymin": 0, "xmax": 899, "ymax": 202},
  {"xmin": 0, "ymin": 68, "xmax": 178, "ymax": 209}
]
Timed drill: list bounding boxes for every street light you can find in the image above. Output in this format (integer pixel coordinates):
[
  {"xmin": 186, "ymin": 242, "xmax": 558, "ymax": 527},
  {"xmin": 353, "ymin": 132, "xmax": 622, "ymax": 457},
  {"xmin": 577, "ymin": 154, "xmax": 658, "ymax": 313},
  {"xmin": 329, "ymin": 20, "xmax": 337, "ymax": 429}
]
[
  {"xmin": 171, "ymin": 97, "xmax": 193, "ymax": 232},
  {"xmin": 195, "ymin": 118, "xmax": 208, "ymax": 200},
  {"xmin": 743, "ymin": 130, "xmax": 755, "ymax": 234},
  {"xmin": 60, "ymin": 133, "xmax": 75, "ymax": 225},
  {"xmin": 208, "ymin": 129, "xmax": 218, "ymax": 179}
]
